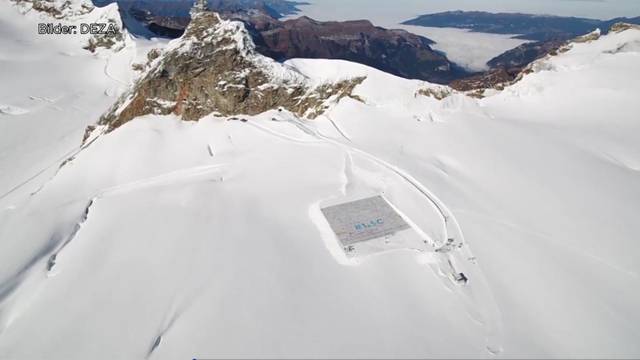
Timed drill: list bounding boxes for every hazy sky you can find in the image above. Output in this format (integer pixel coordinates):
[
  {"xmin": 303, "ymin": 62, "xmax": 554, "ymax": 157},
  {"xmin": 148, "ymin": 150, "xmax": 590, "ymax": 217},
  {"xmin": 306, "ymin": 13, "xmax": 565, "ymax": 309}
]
[{"xmin": 290, "ymin": 0, "xmax": 640, "ymax": 26}]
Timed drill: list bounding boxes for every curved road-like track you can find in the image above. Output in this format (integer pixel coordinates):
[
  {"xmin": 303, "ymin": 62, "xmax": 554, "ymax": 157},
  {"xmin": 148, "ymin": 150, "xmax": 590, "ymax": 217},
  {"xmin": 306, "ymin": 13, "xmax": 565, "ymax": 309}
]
[{"xmin": 253, "ymin": 114, "xmax": 505, "ymax": 354}]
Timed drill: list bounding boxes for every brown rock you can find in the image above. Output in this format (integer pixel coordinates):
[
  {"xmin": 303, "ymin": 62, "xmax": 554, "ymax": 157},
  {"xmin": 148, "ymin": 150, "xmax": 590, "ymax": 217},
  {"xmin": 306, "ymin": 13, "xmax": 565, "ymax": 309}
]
[{"xmin": 99, "ymin": 11, "xmax": 366, "ymax": 132}]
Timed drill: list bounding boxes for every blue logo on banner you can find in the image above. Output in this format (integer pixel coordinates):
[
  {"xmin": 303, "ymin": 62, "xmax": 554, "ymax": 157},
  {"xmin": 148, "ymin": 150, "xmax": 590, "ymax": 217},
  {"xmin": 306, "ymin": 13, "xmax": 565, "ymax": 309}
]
[{"xmin": 355, "ymin": 218, "xmax": 384, "ymax": 231}]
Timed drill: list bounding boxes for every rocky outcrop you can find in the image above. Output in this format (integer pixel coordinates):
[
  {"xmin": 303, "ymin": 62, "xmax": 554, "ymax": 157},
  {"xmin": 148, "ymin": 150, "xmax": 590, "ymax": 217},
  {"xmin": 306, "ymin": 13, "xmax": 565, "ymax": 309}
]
[
  {"xmin": 11, "ymin": 0, "xmax": 127, "ymax": 53},
  {"xmin": 12, "ymin": 0, "xmax": 94, "ymax": 19},
  {"xmin": 99, "ymin": 9, "xmax": 366, "ymax": 131},
  {"xmin": 244, "ymin": 15, "xmax": 460, "ymax": 84},
  {"xmin": 83, "ymin": 16, "xmax": 126, "ymax": 53},
  {"xmin": 573, "ymin": 29, "xmax": 601, "ymax": 43},
  {"xmin": 609, "ymin": 22, "xmax": 640, "ymax": 33},
  {"xmin": 486, "ymin": 40, "xmax": 566, "ymax": 70},
  {"xmin": 449, "ymin": 68, "xmax": 515, "ymax": 92},
  {"xmin": 415, "ymin": 86, "xmax": 452, "ymax": 100},
  {"xmin": 108, "ymin": 2, "xmax": 464, "ymax": 84}
]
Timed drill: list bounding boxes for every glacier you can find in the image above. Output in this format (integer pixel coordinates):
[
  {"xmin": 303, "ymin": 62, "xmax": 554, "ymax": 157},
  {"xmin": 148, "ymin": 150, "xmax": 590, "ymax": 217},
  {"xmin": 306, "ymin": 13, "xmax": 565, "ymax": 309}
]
[{"xmin": 0, "ymin": 1, "xmax": 639, "ymax": 359}]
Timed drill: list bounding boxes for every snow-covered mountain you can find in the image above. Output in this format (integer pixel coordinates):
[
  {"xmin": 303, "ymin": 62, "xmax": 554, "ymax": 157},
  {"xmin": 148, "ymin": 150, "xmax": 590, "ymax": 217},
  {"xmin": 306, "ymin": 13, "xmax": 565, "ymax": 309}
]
[
  {"xmin": 1, "ymin": 1, "xmax": 639, "ymax": 359},
  {"xmin": 98, "ymin": 8, "xmax": 365, "ymax": 131}
]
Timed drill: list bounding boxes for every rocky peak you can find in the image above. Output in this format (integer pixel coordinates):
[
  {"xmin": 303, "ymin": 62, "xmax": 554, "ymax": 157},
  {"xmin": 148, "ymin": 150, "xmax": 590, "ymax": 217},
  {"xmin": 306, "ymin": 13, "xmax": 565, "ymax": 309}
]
[
  {"xmin": 190, "ymin": 0, "xmax": 208, "ymax": 17},
  {"xmin": 99, "ymin": 9, "xmax": 365, "ymax": 131}
]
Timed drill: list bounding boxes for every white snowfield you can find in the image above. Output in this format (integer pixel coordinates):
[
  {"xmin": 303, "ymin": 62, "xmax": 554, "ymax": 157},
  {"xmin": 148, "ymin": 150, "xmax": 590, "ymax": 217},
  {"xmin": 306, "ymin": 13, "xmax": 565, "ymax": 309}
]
[{"xmin": 1, "ymin": 1, "xmax": 640, "ymax": 358}]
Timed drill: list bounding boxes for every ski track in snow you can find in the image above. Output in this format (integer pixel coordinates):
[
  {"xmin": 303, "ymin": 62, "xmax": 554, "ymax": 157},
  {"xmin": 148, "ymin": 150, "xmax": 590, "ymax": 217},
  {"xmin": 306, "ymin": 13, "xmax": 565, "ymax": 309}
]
[
  {"xmin": 0, "ymin": 146, "xmax": 82, "ymax": 202},
  {"xmin": 245, "ymin": 120, "xmax": 323, "ymax": 145},
  {"xmin": 103, "ymin": 46, "xmax": 132, "ymax": 87},
  {"xmin": 96, "ymin": 163, "xmax": 228, "ymax": 198},
  {"xmin": 0, "ymin": 126, "xmax": 106, "ymax": 203},
  {"xmin": 247, "ymin": 115, "xmax": 505, "ymax": 354},
  {"xmin": 323, "ymin": 114, "xmax": 352, "ymax": 142}
]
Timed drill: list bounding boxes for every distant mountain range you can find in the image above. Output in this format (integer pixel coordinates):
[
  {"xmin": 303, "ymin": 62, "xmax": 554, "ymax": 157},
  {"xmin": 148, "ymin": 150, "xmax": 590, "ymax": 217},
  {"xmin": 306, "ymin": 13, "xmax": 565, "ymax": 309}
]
[
  {"xmin": 92, "ymin": 0, "xmax": 466, "ymax": 84},
  {"xmin": 92, "ymin": 2, "xmax": 640, "ymax": 87},
  {"xmin": 403, "ymin": 11, "xmax": 640, "ymax": 41},
  {"xmin": 94, "ymin": 0, "xmax": 306, "ymax": 18},
  {"xmin": 92, "ymin": 0, "xmax": 308, "ymax": 37},
  {"xmin": 402, "ymin": 10, "xmax": 640, "ymax": 90},
  {"xmin": 244, "ymin": 15, "xmax": 464, "ymax": 83}
]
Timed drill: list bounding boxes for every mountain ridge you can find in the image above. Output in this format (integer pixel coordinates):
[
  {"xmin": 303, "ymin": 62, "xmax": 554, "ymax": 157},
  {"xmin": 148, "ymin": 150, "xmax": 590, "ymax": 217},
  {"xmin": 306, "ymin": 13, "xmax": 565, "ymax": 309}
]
[
  {"xmin": 98, "ymin": 8, "xmax": 367, "ymax": 131},
  {"xmin": 1, "ymin": 0, "xmax": 640, "ymax": 358},
  {"xmin": 403, "ymin": 10, "xmax": 640, "ymax": 41},
  {"xmin": 106, "ymin": 1, "xmax": 464, "ymax": 84}
]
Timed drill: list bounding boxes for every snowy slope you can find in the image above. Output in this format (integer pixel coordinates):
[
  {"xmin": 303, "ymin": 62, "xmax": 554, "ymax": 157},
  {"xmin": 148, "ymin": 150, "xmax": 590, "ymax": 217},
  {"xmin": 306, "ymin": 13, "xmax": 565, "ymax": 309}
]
[
  {"xmin": 0, "ymin": 0, "xmax": 163, "ymax": 205},
  {"xmin": 1, "ymin": 5, "xmax": 640, "ymax": 359}
]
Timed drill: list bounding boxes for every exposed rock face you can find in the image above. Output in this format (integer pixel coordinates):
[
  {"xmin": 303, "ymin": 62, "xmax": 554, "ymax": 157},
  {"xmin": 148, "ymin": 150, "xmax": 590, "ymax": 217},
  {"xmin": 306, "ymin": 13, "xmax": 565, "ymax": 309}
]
[
  {"xmin": 415, "ymin": 86, "xmax": 452, "ymax": 100},
  {"xmin": 487, "ymin": 40, "xmax": 565, "ymax": 70},
  {"xmin": 449, "ymin": 68, "xmax": 515, "ymax": 92},
  {"xmin": 245, "ymin": 15, "xmax": 460, "ymax": 84},
  {"xmin": 99, "ymin": 10, "xmax": 366, "ymax": 131},
  {"xmin": 103, "ymin": 2, "xmax": 463, "ymax": 84},
  {"xmin": 12, "ymin": 0, "xmax": 94, "ymax": 18},
  {"xmin": 573, "ymin": 29, "xmax": 602, "ymax": 43},
  {"xmin": 83, "ymin": 16, "xmax": 126, "ymax": 52},
  {"xmin": 610, "ymin": 22, "xmax": 640, "ymax": 33}
]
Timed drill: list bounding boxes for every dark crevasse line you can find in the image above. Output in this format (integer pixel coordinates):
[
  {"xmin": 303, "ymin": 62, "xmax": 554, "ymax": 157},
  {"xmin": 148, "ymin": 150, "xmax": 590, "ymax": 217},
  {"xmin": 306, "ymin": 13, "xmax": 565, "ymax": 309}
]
[
  {"xmin": 0, "ymin": 198, "xmax": 94, "ymax": 336},
  {"xmin": 46, "ymin": 198, "xmax": 95, "ymax": 275}
]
